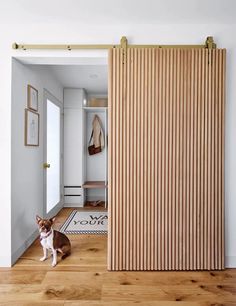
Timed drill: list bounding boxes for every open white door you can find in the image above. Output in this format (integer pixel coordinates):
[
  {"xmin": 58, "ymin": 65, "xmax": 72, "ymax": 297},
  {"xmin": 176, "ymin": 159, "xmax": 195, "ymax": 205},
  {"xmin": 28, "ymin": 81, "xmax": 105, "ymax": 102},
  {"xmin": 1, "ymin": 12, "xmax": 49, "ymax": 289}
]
[{"xmin": 44, "ymin": 90, "xmax": 63, "ymax": 216}]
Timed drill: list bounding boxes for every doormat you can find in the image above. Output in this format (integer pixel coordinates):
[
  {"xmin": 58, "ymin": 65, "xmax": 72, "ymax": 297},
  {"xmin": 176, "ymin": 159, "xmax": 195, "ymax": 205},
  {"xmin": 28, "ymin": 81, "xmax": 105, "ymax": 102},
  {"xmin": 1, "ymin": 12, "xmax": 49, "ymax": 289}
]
[{"xmin": 60, "ymin": 210, "xmax": 108, "ymax": 235}]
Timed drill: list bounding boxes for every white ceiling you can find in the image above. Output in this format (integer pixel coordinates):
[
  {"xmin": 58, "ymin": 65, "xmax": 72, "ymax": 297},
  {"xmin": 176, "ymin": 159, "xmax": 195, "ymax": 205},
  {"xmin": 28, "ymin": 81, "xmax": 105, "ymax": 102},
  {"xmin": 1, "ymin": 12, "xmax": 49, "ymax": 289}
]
[
  {"xmin": 45, "ymin": 65, "xmax": 108, "ymax": 94},
  {"xmin": 0, "ymin": 0, "xmax": 236, "ymax": 24}
]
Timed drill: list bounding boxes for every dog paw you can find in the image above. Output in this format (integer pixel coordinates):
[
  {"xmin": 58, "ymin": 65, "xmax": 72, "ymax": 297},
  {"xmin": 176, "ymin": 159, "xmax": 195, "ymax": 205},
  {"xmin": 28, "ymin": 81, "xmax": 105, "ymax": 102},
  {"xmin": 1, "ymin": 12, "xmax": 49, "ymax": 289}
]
[
  {"xmin": 40, "ymin": 257, "xmax": 47, "ymax": 262},
  {"xmin": 52, "ymin": 262, "xmax": 57, "ymax": 267}
]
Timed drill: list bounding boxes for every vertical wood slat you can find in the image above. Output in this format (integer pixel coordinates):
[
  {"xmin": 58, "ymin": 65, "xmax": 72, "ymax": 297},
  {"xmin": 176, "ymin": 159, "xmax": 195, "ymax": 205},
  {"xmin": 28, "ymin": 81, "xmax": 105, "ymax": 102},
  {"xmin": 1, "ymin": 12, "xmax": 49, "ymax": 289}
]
[
  {"xmin": 222, "ymin": 49, "xmax": 226, "ymax": 269},
  {"xmin": 157, "ymin": 49, "xmax": 162, "ymax": 270},
  {"xmin": 107, "ymin": 49, "xmax": 112, "ymax": 270},
  {"xmin": 175, "ymin": 49, "xmax": 180, "ymax": 270},
  {"xmin": 172, "ymin": 49, "xmax": 177, "ymax": 270},
  {"xmin": 108, "ymin": 48, "xmax": 226, "ymax": 271}
]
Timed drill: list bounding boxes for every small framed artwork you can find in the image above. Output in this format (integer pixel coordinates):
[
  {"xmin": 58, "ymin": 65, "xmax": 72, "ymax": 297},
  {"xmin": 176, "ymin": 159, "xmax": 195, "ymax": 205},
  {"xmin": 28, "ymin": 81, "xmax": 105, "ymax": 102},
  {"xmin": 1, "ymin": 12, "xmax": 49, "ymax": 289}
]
[
  {"xmin": 25, "ymin": 109, "xmax": 39, "ymax": 146},
  {"xmin": 27, "ymin": 84, "xmax": 38, "ymax": 111}
]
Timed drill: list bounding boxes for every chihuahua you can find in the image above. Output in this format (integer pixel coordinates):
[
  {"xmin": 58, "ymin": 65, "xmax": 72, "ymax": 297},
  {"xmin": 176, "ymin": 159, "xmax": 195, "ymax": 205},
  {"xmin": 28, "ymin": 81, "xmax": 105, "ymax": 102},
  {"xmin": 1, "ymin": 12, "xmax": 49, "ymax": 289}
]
[{"xmin": 36, "ymin": 215, "xmax": 71, "ymax": 267}]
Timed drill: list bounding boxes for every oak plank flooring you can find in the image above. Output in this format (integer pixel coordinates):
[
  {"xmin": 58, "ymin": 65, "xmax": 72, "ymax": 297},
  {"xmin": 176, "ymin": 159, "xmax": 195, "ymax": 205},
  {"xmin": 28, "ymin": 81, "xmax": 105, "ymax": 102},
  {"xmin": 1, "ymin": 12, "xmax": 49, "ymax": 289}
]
[
  {"xmin": 0, "ymin": 271, "xmax": 46, "ymax": 284},
  {"xmin": 0, "ymin": 208, "xmax": 235, "ymax": 305},
  {"xmin": 0, "ymin": 302, "xmax": 64, "ymax": 306}
]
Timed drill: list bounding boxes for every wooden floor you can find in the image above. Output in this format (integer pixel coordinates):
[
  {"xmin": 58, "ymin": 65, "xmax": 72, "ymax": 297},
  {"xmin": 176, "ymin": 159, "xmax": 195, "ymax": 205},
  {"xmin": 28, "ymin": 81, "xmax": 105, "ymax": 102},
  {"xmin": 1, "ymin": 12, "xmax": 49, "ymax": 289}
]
[{"xmin": 0, "ymin": 208, "xmax": 236, "ymax": 305}]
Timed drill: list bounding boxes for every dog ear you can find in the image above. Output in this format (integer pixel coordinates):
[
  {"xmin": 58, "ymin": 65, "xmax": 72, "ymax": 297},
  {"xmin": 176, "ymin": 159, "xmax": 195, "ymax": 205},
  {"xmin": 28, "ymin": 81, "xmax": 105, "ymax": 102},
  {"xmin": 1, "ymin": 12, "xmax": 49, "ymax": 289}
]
[
  {"xmin": 36, "ymin": 215, "xmax": 42, "ymax": 223},
  {"xmin": 50, "ymin": 216, "xmax": 56, "ymax": 224}
]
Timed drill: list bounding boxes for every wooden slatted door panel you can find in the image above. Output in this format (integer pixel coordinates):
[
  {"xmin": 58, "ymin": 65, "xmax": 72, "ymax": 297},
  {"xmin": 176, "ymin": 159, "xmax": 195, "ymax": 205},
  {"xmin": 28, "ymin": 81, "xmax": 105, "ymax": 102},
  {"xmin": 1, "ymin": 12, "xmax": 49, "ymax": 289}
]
[{"xmin": 108, "ymin": 48, "xmax": 226, "ymax": 271}]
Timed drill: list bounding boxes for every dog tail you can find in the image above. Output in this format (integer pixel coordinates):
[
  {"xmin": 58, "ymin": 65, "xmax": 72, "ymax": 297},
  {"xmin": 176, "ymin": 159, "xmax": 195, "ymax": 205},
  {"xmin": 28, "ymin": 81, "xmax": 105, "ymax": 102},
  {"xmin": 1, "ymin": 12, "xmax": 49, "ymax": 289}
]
[{"xmin": 61, "ymin": 245, "xmax": 71, "ymax": 260}]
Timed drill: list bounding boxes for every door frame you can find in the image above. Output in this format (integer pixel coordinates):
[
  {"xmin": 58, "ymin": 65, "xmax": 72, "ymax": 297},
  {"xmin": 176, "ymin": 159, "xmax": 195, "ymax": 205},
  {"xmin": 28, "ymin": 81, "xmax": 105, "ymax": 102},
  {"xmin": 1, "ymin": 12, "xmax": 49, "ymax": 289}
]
[
  {"xmin": 43, "ymin": 89, "xmax": 64, "ymax": 218},
  {"xmin": 7, "ymin": 54, "xmax": 108, "ymax": 268}
]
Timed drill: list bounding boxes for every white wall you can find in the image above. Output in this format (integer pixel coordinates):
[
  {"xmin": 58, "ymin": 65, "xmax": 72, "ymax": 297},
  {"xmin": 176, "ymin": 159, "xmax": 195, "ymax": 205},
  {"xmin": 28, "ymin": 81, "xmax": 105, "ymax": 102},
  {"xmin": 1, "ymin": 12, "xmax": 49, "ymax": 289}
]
[
  {"xmin": 0, "ymin": 23, "xmax": 236, "ymax": 267},
  {"xmin": 11, "ymin": 60, "xmax": 63, "ymax": 264}
]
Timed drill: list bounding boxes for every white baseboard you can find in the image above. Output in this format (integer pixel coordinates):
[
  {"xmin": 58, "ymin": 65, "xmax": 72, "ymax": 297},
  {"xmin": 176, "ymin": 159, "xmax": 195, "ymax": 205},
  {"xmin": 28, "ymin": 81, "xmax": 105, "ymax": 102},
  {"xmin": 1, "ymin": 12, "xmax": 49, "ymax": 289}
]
[
  {"xmin": 0, "ymin": 256, "xmax": 11, "ymax": 267},
  {"xmin": 11, "ymin": 229, "xmax": 38, "ymax": 266},
  {"xmin": 225, "ymin": 256, "xmax": 236, "ymax": 268}
]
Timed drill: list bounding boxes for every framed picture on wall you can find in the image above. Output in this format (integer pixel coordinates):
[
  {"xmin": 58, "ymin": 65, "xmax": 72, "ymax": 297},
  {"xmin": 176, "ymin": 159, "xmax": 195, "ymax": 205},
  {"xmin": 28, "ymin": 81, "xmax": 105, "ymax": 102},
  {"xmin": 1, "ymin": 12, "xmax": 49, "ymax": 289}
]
[
  {"xmin": 27, "ymin": 84, "xmax": 38, "ymax": 111},
  {"xmin": 25, "ymin": 109, "xmax": 39, "ymax": 146}
]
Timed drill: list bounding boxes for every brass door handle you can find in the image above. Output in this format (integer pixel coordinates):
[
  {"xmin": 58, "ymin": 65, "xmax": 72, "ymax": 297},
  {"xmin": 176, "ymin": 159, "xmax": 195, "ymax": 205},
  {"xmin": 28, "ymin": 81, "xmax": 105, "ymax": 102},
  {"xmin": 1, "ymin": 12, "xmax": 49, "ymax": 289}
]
[{"xmin": 43, "ymin": 163, "xmax": 50, "ymax": 169}]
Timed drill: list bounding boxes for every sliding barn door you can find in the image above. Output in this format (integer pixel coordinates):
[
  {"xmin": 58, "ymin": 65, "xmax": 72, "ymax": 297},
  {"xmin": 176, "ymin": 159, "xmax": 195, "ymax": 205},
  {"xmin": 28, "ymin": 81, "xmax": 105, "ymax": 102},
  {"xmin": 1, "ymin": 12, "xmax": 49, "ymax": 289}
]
[{"xmin": 108, "ymin": 48, "xmax": 226, "ymax": 270}]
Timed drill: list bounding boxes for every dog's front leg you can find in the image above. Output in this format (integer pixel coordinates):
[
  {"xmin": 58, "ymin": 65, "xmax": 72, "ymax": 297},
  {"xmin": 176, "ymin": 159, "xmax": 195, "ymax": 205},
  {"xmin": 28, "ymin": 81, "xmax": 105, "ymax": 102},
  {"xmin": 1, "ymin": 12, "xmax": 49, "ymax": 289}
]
[
  {"xmin": 40, "ymin": 247, "xmax": 48, "ymax": 261},
  {"xmin": 52, "ymin": 249, "xmax": 57, "ymax": 267}
]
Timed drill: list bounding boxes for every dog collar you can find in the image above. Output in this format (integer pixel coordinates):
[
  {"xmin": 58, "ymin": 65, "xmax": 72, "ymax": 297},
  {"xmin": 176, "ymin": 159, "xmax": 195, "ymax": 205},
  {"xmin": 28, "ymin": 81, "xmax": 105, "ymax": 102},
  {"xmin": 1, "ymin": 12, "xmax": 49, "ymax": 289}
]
[{"xmin": 40, "ymin": 229, "xmax": 52, "ymax": 241}]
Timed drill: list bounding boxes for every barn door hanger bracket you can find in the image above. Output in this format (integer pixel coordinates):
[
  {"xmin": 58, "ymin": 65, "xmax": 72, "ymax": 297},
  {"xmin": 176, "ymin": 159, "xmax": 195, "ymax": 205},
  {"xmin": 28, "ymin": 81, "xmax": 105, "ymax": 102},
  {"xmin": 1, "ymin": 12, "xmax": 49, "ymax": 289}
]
[
  {"xmin": 120, "ymin": 36, "xmax": 128, "ymax": 64},
  {"xmin": 205, "ymin": 36, "xmax": 216, "ymax": 49}
]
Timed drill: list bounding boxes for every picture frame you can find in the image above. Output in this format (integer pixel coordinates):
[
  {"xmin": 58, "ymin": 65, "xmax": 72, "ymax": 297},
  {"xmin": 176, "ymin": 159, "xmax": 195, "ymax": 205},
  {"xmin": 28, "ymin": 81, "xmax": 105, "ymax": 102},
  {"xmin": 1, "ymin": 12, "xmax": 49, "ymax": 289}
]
[
  {"xmin": 25, "ymin": 109, "xmax": 39, "ymax": 146},
  {"xmin": 27, "ymin": 84, "xmax": 38, "ymax": 111}
]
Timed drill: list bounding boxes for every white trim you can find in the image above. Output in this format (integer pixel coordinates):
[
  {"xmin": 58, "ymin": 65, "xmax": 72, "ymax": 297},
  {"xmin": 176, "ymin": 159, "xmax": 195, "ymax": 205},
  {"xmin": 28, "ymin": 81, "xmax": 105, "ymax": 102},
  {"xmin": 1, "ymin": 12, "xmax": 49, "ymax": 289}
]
[
  {"xmin": 11, "ymin": 229, "xmax": 38, "ymax": 265},
  {"xmin": 0, "ymin": 256, "xmax": 11, "ymax": 268},
  {"xmin": 43, "ymin": 90, "xmax": 64, "ymax": 218},
  {"xmin": 15, "ymin": 56, "xmax": 108, "ymax": 66},
  {"xmin": 225, "ymin": 256, "xmax": 236, "ymax": 268}
]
